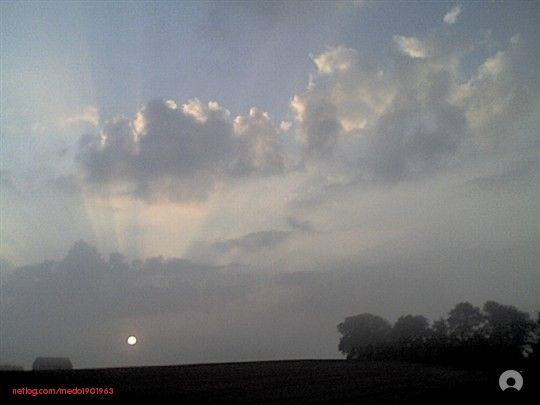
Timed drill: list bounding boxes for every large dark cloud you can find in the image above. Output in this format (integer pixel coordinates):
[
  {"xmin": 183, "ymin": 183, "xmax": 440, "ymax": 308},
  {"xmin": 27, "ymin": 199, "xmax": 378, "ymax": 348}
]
[
  {"xmin": 2, "ymin": 238, "xmax": 539, "ymax": 368},
  {"xmin": 77, "ymin": 99, "xmax": 287, "ymax": 201}
]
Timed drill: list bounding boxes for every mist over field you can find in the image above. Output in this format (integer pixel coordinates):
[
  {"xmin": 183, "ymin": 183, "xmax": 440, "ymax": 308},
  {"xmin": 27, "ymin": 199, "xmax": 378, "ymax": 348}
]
[{"xmin": 1, "ymin": 1, "xmax": 539, "ymax": 369}]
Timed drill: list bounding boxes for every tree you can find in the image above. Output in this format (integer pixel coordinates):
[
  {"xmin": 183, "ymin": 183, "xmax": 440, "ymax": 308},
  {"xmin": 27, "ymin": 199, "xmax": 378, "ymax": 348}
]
[
  {"xmin": 338, "ymin": 301, "xmax": 538, "ymax": 365},
  {"xmin": 447, "ymin": 302, "xmax": 484, "ymax": 342},
  {"xmin": 337, "ymin": 313, "xmax": 392, "ymax": 359},
  {"xmin": 483, "ymin": 301, "xmax": 535, "ymax": 358},
  {"xmin": 388, "ymin": 314, "xmax": 430, "ymax": 361},
  {"xmin": 431, "ymin": 318, "xmax": 448, "ymax": 338},
  {"xmin": 530, "ymin": 312, "xmax": 540, "ymax": 363},
  {"xmin": 391, "ymin": 315, "xmax": 430, "ymax": 343}
]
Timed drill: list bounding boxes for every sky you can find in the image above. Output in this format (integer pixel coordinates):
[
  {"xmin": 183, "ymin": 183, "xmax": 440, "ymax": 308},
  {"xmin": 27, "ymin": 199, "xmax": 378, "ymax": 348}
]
[{"xmin": 1, "ymin": 1, "xmax": 539, "ymax": 369}]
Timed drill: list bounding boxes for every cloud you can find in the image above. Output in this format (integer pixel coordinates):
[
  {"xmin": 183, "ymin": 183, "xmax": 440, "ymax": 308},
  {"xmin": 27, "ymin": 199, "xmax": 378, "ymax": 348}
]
[
  {"xmin": 393, "ymin": 36, "xmax": 428, "ymax": 59},
  {"xmin": 279, "ymin": 121, "xmax": 292, "ymax": 132},
  {"xmin": 3, "ymin": 240, "xmax": 344, "ymax": 367},
  {"xmin": 292, "ymin": 46, "xmax": 393, "ymax": 157},
  {"xmin": 77, "ymin": 99, "xmax": 287, "ymax": 202},
  {"xmin": 186, "ymin": 229, "xmax": 292, "ymax": 265},
  {"xmin": 312, "ymin": 46, "xmax": 360, "ymax": 74},
  {"xmin": 233, "ymin": 107, "xmax": 289, "ymax": 174},
  {"xmin": 63, "ymin": 106, "xmax": 100, "ymax": 127},
  {"xmin": 285, "ymin": 216, "xmax": 314, "ymax": 232},
  {"xmin": 185, "ymin": 216, "xmax": 316, "ymax": 267},
  {"xmin": 290, "ymin": 31, "xmax": 538, "ymax": 183},
  {"xmin": 73, "ymin": 26, "xmax": 538, "ymax": 204},
  {"xmin": 3, "ymin": 238, "xmax": 539, "ymax": 368},
  {"xmin": 214, "ymin": 230, "xmax": 291, "ymax": 253},
  {"xmin": 292, "ymin": 43, "xmax": 464, "ymax": 181},
  {"xmin": 464, "ymin": 158, "xmax": 540, "ymax": 191},
  {"xmin": 443, "ymin": 5, "xmax": 462, "ymax": 25},
  {"xmin": 452, "ymin": 40, "xmax": 539, "ymax": 148},
  {"xmin": 31, "ymin": 106, "xmax": 100, "ymax": 136}
]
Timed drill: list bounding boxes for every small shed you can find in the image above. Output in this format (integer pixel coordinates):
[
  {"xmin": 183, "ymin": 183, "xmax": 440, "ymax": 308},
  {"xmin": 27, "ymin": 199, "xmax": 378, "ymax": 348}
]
[{"xmin": 32, "ymin": 357, "xmax": 73, "ymax": 371}]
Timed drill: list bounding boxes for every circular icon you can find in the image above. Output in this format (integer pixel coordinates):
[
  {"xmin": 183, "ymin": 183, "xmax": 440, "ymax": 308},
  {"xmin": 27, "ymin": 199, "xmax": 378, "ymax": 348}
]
[
  {"xmin": 127, "ymin": 335, "xmax": 137, "ymax": 346},
  {"xmin": 499, "ymin": 370, "xmax": 523, "ymax": 391}
]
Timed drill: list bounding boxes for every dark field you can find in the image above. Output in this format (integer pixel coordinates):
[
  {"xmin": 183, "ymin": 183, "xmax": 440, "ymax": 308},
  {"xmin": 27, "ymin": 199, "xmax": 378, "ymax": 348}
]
[{"xmin": 1, "ymin": 360, "xmax": 536, "ymax": 403}]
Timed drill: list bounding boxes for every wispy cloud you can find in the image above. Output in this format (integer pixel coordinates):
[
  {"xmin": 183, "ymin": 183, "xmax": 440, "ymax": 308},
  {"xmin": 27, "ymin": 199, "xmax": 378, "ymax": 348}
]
[{"xmin": 443, "ymin": 4, "xmax": 462, "ymax": 25}]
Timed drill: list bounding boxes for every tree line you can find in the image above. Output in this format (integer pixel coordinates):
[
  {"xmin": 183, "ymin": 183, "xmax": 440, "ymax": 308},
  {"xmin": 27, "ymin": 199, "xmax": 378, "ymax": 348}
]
[{"xmin": 337, "ymin": 301, "xmax": 540, "ymax": 366}]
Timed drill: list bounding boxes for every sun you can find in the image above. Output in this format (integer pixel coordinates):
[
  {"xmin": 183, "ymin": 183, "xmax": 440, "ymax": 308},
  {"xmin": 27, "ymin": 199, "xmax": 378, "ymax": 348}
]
[{"xmin": 127, "ymin": 335, "xmax": 137, "ymax": 346}]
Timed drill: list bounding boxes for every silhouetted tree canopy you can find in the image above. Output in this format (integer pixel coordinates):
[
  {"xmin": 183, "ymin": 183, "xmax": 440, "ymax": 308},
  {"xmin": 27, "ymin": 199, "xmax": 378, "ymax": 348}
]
[
  {"xmin": 431, "ymin": 318, "xmax": 448, "ymax": 338},
  {"xmin": 447, "ymin": 302, "xmax": 484, "ymax": 342},
  {"xmin": 338, "ymin": 301, "xmax": 539, "ymax": 365},
  {"xmin": 391, "ymin": 315, "xmax": 429, "ymax": 342},
  {"xmin": 530, "ymin": 312, "xmax": 540, "ymax": 364},
  {"xmin": 337, "ymin": 314, "xmax": 391, "ymax": 359},
  {"xmin": 483, "ymin": 301, "xmax": 532, "ymax": 344}
]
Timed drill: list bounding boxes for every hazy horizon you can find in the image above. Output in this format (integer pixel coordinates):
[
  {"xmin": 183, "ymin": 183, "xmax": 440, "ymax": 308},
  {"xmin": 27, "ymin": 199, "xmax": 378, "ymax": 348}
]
[{"xmin": 1, "ymin": 1, "xmax": 539, "ymax": 369}]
